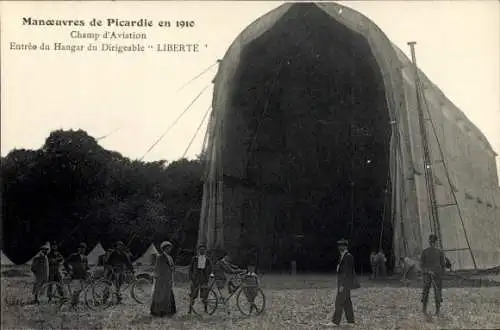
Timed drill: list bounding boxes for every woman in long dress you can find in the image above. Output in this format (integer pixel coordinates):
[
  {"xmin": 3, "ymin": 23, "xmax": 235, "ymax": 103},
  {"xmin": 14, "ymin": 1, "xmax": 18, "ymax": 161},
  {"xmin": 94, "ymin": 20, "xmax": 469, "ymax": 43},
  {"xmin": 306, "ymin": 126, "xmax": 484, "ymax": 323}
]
[{"xmin": 150, "ymin": 241, "xmax": 177, "ymax": 317}]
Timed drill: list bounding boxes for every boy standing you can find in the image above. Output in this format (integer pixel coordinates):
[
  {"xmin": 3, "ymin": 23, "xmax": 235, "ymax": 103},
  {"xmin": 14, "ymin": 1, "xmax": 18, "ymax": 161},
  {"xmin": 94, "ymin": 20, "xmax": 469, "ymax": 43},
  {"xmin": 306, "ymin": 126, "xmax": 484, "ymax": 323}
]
[{"xmin": 188, "ymin": 244, "xmax": 212, "ymax": 313}]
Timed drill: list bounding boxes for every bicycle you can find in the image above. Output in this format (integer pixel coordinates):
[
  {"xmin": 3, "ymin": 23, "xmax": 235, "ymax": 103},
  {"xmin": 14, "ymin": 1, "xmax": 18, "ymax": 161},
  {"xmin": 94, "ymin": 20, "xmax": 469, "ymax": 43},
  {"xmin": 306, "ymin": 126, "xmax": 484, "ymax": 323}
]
[
  {"xmin": 92, "ymin": 267, "xmax": 154, "ymax": 308},
  {"xmin": 36, "ymin": 271, "xmax": 104, "ymax": 313},
  {"xmin": 191, "ymin": 271, "xmax": 266, "ymax": 316}
]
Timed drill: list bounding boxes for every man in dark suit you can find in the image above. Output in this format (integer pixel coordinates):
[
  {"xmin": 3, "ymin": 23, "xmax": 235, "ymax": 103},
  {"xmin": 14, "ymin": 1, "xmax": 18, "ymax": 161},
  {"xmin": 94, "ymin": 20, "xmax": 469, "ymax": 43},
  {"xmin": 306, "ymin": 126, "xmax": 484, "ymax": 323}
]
[
  {"xmin": 188, "ymin": 244, "xmax": 213, "ymax": 313},
  {"xmin": 106, "ymin": 241, "xmax": 134, "ymax": 303},
  {"xmin": 64, "ymin": 242, "xmax": 89, "ymax": 281},
  {"xmin": 323, "ymin": 239, "xmax": 358, "ymax": 326},
  {"xmin": 420, "ymin": 234, "xmax": 447, "ymax": 316},
  {"xmin": 63, "ymin": 242, "xmax": 89, "ymax": 305}
]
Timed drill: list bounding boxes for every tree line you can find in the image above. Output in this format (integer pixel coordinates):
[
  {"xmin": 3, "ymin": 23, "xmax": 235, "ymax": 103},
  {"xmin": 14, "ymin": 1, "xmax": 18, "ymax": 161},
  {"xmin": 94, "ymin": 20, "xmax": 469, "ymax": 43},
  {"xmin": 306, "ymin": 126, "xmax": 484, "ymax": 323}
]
[{"xmin": 1, "ymin": 129, "xmax": 204, "ymax": 264}]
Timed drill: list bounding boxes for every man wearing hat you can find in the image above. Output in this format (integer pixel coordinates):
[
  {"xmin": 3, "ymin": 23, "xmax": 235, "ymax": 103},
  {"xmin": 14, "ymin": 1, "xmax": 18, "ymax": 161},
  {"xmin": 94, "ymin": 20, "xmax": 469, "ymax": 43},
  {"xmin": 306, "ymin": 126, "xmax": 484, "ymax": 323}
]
[
  {"xmin": 106, "ymin": 241, "xmax": 134, "ymax": 303},
  {"xmin": 324, "ymin": 239, "xmax": 359, "ymax": 326},
  {"xmin": 188, "ymin": 244, "xmax": 213, "ymax": 313},
  {"xmin": 47, "ymin": 242, "xmax": 65, "ymax": 297},
  {"xmin": 420, "ymin": 234, "xmax": 447, "ymax": 316},
  {"xmin": 64, "ymin": 242, "xmax": 89, "ymax": 303},
  {"xmin": 31, "ymin": 242, "xmax": 50, "ymax": 303}
]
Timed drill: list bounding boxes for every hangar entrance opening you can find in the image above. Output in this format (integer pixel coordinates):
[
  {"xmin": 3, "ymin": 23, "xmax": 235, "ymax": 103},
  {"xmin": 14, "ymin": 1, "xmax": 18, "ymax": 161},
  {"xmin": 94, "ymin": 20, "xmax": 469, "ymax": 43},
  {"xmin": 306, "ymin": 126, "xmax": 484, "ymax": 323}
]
[{"xmin": 225, "ymin": 4, "xmax": 394, "ymax": 272}]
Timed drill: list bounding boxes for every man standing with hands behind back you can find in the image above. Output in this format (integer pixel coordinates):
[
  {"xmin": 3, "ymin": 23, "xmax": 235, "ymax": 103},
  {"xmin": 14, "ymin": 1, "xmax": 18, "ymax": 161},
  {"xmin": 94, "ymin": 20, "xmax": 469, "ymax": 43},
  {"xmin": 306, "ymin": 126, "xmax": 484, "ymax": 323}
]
[{"xmin": 323, "ymin": 238, "xmax": 359, "ymax": 327}]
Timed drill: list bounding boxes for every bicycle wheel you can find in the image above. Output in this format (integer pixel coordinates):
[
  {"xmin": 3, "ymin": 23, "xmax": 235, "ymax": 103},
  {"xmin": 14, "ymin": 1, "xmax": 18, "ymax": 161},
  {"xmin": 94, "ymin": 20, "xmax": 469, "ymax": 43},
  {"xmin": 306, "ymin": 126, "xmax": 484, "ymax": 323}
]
[
  {"xmin": 131, "ymin": 277, "xmax": 154, "ymax": 304},
  {"xmin": 83, "ymin": 283, "xmax": 104, "ymax": 311},
  {"xmin": 92, "ymin": 279, "xmax": 114, "ymax": 309},
  {"xmin": 121, "ymin": 272, "xmax": 135, "ymax": 291},
  {"xmin": 236, "ymin": 287, "xmax": 265, "ymax": 316},
  {"xmin": 191, "ymin": 288, "xmax": 218, "ymax": 316}
]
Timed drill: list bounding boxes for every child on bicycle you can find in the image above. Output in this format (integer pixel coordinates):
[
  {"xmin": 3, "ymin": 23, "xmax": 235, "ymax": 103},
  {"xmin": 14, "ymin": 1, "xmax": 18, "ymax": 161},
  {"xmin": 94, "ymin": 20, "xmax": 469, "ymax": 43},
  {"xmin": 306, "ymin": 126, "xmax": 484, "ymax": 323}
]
[{"xmin": 212, "ymin": 252, "xmax": 245, "ymax": 295}]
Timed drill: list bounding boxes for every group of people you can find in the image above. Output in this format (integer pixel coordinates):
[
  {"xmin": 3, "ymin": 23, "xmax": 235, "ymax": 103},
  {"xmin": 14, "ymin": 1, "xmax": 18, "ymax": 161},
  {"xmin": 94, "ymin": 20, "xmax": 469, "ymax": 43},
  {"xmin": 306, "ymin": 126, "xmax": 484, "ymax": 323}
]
[
  {"xmin": 322, "ymin": 234, "xmax": 450, "ymax": 326},
  {"xmin": 29, "ymin": 238, "xmax": 254, "ymax": 317},
  {"xmin": 30, "ymin": 241, "xmax": 87, "ymax": 304},
  {"xmin": 30, "ymin": 234, "xmax": 449, "ymax": 325},
  {"xmin": 151, "ymin": 241, "xmax": 258, "ymax": 318},
  {"xmin": 369, "ymin": 250, "xmax": 388, "ymax": 279},
  {"xmin": 30, "ymin": 240, "xmax": 136, "ymax": 304}
]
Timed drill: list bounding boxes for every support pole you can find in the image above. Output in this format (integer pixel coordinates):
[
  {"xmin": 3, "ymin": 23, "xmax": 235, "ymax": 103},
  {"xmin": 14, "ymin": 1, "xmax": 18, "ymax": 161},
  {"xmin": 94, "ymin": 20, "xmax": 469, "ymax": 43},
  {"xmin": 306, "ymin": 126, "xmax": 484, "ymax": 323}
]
[
  {"xmin": 407, "ymin": 41, "xmax": 443, "ymax": 248},
  {"xmin": 407, "ymin": 41, "xmax": 477, "ymax": 270}
]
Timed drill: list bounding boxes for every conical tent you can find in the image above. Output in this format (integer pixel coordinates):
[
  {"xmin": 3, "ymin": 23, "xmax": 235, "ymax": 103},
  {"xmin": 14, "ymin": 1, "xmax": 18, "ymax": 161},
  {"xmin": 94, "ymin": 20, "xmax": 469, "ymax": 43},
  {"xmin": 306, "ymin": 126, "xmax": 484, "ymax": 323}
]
[
  {"xmin": 133, "ymin": 244, "xmax": 159, "ymax": 266},
  {"xmin": 25, "ymin": 254, "xmax": 36, "ymax": 265},
  {"xmin": 87, "ymin": 243, "xmax": 106, "ymax": 265},
  {"xmin": 1, "ymin": 250, "xmax": 15, "ymax": 266}
]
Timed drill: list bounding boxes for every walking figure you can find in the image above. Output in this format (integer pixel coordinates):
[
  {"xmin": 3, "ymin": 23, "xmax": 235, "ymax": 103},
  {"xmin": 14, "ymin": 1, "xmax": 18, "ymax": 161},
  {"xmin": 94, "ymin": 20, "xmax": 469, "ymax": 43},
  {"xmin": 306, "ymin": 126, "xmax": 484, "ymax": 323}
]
[
  {"xmin": 420, "ymin": 234, "xmax": 447, "ymax": 316},
  {"xmin": 322, "ymin": 239, "xmax": 360, "ymax": 327}
]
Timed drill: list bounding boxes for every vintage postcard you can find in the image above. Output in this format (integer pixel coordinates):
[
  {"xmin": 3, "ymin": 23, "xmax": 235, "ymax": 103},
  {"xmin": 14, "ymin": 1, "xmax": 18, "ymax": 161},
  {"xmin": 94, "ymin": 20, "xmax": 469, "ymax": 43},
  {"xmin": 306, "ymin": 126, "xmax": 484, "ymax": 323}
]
[{"xmin": 1, "ymin": 1, "xmax": 499, "ymax": 329}]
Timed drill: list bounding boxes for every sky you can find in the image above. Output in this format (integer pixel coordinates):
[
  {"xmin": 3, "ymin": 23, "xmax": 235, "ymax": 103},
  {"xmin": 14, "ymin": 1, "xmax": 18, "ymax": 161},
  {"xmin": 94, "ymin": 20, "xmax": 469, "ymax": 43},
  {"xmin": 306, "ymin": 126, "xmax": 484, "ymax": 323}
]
[{"xmin": 1, "ymin": 1, "xmax": 499, "ymax": 175}]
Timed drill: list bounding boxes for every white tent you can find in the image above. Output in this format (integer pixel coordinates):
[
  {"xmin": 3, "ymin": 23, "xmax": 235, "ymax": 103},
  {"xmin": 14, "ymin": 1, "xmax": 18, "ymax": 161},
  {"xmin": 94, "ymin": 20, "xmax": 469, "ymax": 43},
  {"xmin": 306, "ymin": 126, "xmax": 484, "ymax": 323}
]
[
  {"xmin": 133, "ymin": 243, "xmax": 159, "ymax": 266},
  {"xmin": 1, "ymin": 250, "xmax": 15, "ymax": 266},
  {"xmin": 87, "ymin": 243, "xmax": 106, "ymax": 265}
]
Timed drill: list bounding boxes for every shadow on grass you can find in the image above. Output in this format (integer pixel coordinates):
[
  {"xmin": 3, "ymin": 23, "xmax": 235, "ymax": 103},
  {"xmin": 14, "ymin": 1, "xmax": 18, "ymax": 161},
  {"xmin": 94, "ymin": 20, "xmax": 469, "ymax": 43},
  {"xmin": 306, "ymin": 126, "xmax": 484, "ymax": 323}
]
[{"xmin": 130, "ymin": 314, "xmax": 156, "ymax": 325}]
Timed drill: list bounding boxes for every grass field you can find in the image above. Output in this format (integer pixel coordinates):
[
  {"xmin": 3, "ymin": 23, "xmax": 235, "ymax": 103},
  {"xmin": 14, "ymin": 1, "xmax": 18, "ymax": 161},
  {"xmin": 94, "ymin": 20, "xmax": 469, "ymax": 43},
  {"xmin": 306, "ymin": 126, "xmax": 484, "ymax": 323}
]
[{"xmin": 2, "ymin": 270, "xmax": 500, "ymax": 330}]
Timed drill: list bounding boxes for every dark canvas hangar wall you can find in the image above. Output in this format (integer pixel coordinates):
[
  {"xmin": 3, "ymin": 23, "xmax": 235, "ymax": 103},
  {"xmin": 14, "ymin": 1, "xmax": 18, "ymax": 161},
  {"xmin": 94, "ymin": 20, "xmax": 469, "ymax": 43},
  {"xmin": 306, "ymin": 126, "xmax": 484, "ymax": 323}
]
[{"xmin": 198, "ymin": 2, "xmax": 500, "ymax": 270}]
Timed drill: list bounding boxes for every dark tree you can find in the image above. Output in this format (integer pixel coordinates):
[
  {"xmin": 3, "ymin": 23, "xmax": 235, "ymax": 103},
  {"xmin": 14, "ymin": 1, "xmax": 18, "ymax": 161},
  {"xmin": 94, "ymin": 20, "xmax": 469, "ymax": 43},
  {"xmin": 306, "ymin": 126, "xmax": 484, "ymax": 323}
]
[{"xmin": 1, "ymin": 129, "xmax": 204, "ymax": 264}]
